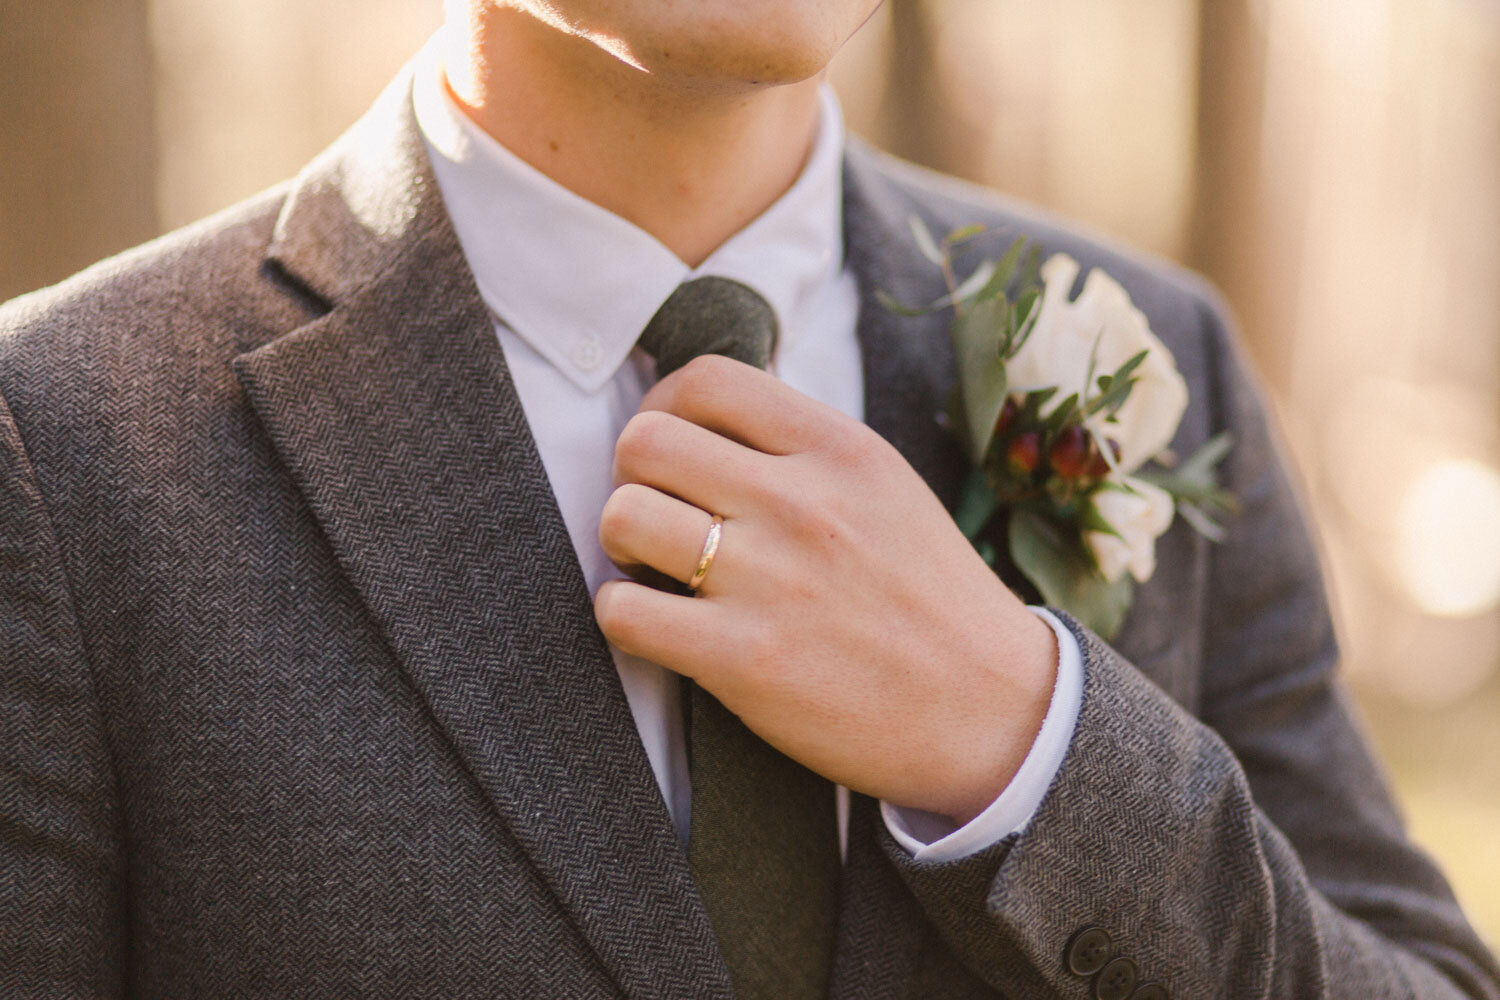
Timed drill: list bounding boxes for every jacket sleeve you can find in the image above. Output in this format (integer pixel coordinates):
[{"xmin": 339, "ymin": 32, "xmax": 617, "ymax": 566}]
[
  {"xmin": 879, "ymin": 288, "xmax": 1500, "ymax": 999},
  {"xmin": 0, "ymin": 387, "xmax": 126, "ymax": 998}
]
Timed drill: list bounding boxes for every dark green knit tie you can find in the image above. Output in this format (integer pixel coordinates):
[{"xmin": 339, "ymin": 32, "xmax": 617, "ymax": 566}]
[{"xmin": 639, "ymin": 276, "xmax": 841, "ymax": 1000}]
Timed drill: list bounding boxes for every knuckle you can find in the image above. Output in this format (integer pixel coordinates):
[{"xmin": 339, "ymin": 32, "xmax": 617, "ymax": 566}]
[
  {"xmin": 776, "ymin": 477, "xmax": 841, "ymax": 540},
  {"xmin": 594, "ymin": 583, "xmax": 642, "ymax": 643},
  {"xmin": 615, "ymin": 410, "xmax": 674, "ymax": 469},
  {"xmin": 828, "ymin": 423, "xmax": 887, "ymax": 468},
  {"xmin": 597, "ymin": 485, "xmax": 644, "ymax": 546},
  {"xmin": 681, "ymin": 352, "xmax": 737, "ymax": 382},
  {"xmin": 672, "ymin": 354, "xmax": 735, "ymax": 408}
]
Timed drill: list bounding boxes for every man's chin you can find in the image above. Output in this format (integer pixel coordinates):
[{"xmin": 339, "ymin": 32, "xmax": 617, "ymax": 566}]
[{"xmin": 602, "ymin": 35, "xmax": 837, "ymax": 95}]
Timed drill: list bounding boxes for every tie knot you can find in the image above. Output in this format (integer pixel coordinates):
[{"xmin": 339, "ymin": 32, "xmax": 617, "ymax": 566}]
[{"xmin": 638, "ymin": 276, "xmax": 778, "ymax": 380}]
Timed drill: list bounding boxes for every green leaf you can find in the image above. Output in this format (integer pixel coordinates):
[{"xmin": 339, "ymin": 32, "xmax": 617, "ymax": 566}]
[
  {"xmin": 1008, "ymin": 508, "xmax": 1134, "ymax": 639},
  {"xmin": 1018, "ymin": 245, "xmax": 1043, "ymax": 294},
  {"xmin": 1136, "ymin": 468, "xmax": 1238, "ymax": 511},
  {"xmin": 953, "ymin": 296, "xmax": 1011, "ymax": 465},
  {"xmin": 954, "ymin": 468, "xmax": 1001, "ymax": 540},
  {"xmin": 1018, "ymin": 386, "xmax": 1058, "ymax": 425},
  {"xmin": 938, "ymin": 259, "xmax": 999, "ymax": 309},
  {"xmin": 1007, "ymin": 288, "xmax": 1042, "ymax": 357},
  {"xmin": 1043, "ymin": 393, "xmax": 1080, "ymax": 434},
  {"xmin": 1175, "ymin": 431, "xmax": 1234, "ymax": 483},
  {"xmin": 908, "ymin": 215, "xmax": 945, "ymax": 266},
  {"xmin": 1111, "ymin": 349, "xmax": 1150, "ymax": 384},
  {"xmin": 1078, "ymin": 501, "xmax": 1122, "ymax": 537},
  {"xmin": 1084, "ymin": 349, "xmax": 1149, "ymax": 418},
  {"xmin": 1136, "ymin": 433, "xmax": 1238, "ymax": 519},
  {"xmin": 875, "ymin": 288, "xmax": 931, "ymax": 317},
  {"xmin": 945, "ymin": 223, "xmax": 988, "ymax": 246},
  {"xmin": 1085, "ymin": 375, "xmax": 1138, "ymax": 418},
  {"xmin": 1178, "ymin": 502, "xmax": 1227, "ymax": 542},
  {"xmin": 975, "ymin": 236, "xmax": 1029, "ymax": 302}
]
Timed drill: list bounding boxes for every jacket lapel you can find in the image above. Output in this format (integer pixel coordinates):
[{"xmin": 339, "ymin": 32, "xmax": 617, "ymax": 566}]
[
  {"xmin": 843, "ymin": 143, "xmax": 968, "ymax": 512},
  {"xmin": 844, "ymin": 142, "xmax": 1036, "ymax": 599},
  {"xmin": 233, "ymin": 69, "xmax": 731, "ymax": 1000}
]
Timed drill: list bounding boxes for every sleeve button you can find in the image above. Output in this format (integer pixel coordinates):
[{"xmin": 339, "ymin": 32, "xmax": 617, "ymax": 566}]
[
  {"xmin": 1094, "ymin": 956, "xmax": 1139, "ymax": 1000},
  {"xmin": 1064, "ymin": 926, "xmax": 1114, "ymax": 976},
  {"xmin": 1130, "ymin": 984, "xmax": 1169, "ymax": 1000}
]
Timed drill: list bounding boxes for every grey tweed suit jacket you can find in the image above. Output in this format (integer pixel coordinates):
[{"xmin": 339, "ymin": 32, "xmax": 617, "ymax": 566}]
[{"xmin": 3, "ymin": 67, "xmax": 1498, "ymax": 1000}]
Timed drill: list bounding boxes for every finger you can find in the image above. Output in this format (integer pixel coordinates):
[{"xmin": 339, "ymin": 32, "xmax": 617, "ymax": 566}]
[
  {"xmin": 594, "ymin": 578, "xmax": 724, "ymax": 680},
  {"xmin": 599, "ymin": 483, "xmax": 729, "ymax": 589},
  {"xmin": 613, "ymin": 408, "xmax": 774, "ymax": 517},
  {"xmin": 639, "ymin": 353, "xmax": 860, "ymax": 457}
]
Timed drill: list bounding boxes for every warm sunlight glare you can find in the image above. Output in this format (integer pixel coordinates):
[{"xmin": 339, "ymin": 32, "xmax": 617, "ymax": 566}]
[{"xmin": 1396, "ymin": 459, "xmax": 1500, "ymax": 618}]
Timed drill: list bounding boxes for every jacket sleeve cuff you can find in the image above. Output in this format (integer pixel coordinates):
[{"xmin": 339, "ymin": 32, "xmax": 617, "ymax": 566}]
[{"xmin": 879, "ymin": 606, "xmax": 1084, "ymax": 862}]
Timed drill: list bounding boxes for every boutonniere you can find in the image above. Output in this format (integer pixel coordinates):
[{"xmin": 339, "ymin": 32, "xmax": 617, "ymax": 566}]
[{"xmin": 882, "ymin": 220, "xmax": 1236, "ymax": 639}]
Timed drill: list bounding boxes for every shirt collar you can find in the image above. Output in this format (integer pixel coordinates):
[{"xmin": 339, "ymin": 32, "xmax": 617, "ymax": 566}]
[{"xmin": 412, "ymin": 32, "xmax": 846, "ymax": 393}]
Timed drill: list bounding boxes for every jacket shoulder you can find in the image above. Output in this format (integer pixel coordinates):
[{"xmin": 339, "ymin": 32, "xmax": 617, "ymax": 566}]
[
  {"xmin": 0, "ymin": 184, "xmax": 326, "ymax": 467},
  {"xmin": 0, "ymin": 184, "xmax": 309, "ymax": 389},
  {"xmin": 849, "ymin": 142, "xmax": 1231, "ymax": 341},
  {"xmin": 849, "ymin": 143, "xmax": 1241, "ymax": 439}
]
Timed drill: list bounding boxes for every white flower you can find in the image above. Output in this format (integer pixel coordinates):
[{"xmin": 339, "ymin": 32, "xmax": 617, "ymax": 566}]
[
  {"xmin": 1006, "ymin": 254, "xmax": 1189, "ymax": 474},
  {"xmin": 1085, "ymin": 477, "xmax": 1176, "ymax": 583}
]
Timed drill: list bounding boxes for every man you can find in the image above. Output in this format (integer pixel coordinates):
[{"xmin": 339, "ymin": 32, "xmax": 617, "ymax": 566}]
[{"xmin": 1, "ymin": 1, "xmax": 1495, "ymax": 997}]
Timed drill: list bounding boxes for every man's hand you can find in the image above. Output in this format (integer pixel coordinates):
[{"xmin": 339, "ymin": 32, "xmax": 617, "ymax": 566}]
[{"xmin": 593, "ymin": 356, "xmax": 1058, "ymax": 825}]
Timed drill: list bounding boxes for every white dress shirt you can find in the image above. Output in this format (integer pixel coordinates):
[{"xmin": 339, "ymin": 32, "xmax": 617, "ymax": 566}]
[{"xmin": 411, "ymin": 32, "xmax": 1083, "ymax": 863}]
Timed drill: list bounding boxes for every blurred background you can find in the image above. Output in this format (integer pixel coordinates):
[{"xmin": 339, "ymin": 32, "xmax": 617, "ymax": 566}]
[{"xmin": 2, "ymin": 0, "xmax": 1496, "ymax": 945}]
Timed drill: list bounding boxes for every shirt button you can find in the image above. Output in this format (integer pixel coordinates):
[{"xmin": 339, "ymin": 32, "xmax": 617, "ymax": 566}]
[
  {"xmin": 1094, "ymin": 956, "xmax": 1139, "ymax": 1000},
  {"xmin": 572, "ymin": 334, "xmax": 604, "ymax": 372},
  {"xmin": 1064, "ymin": 926, "xmax": 1113, "ymax": 976}
]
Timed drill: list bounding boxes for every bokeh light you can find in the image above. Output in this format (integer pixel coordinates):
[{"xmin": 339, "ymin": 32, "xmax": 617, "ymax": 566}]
[{"xmin": 1397, "ymin": 460, "xmax": 1500, "ymax": 618}]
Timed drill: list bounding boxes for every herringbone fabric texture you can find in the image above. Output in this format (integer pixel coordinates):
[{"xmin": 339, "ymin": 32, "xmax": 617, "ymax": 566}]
[
  {"xmin": 639, "ymin": 278, "xmax": 841, "ymax": 1000},
  {"xmin": 0, "ymin": 60, "xmax": 1496, "ymax": 1000}
]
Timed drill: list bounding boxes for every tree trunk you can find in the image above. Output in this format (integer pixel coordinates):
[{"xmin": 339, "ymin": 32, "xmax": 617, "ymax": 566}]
[
  {"xmin": 1187, "ymin": 0, "xmax": 1292, "ymax": 387},
  {"xmin": 0, "ymin": 0, "xmax": 158, "ymax": 301}
]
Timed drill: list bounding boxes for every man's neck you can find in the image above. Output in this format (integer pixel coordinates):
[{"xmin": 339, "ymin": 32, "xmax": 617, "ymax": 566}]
[{"xmin": 442, "ymin": 8, "xmax": 824, "ymax": 268}]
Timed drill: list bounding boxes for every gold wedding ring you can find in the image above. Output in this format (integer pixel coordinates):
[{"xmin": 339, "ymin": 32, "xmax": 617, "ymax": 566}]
[{"xmin": 688, "ymin": 515, "xmax": 724, "ymax": 593}]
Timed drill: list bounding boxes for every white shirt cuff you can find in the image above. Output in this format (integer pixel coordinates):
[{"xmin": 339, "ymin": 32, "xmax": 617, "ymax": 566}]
[{"xmin": 880, "ymin": 606, "xmax": 1084, "ymax": 862}]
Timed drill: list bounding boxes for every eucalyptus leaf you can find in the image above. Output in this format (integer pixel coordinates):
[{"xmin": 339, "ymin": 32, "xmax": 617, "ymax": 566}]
[
  {"xmin": 908, "ymin": 215, "xmax": 945, "ymax": 266},
  {"xmin": 1009, "ymin": 508, "xmax": 1133, "ymax": 639},
  {"xmin": 946, "ymin": 223, "xmax": 988, "ymax": 246},
  {"xmin": 1178, "ymin": 502, "xmax": 1228, "ymax": 542},
  {"xmin": 954, "ymin": 468, "xmax": 1001, "ymax": 540},
  {"xmin": 1018, "ymin": 245, "xmax": 1043, "ymax": 295},
  {"xmin": 1078, "ymin": 500, "xmax": 1122, "ymax": 537},
  {"xmin": 875, "ymin": 288, "xmax": 931, "ymax": 317},
  {"xmin": 1136, "ymin": 468, "xmax": 1237, "ymax": 510},
  {"xmin": 1044, "ymin": 393, "xmax": 1080, "ymax": 434},
  {"xmin": 1009, "ymin": 288, "xmax": 1041, "ymax": 356},
  {"xmin": 1175, "ymin": 432, "xmax": 1235, "ymax": 483},
  {"xmin": 953, "ymin": 296, "xmax": 1011, "ymax": 465},
  {"xmin": 939, "ymin": 259, "xmax": 999, "ymax": 309},
  {"xmin": 976, "ymin": 236, "xmax": 1029, "ymax": 302},
  {"xmin": 1111, "ymin": 349, "xmax": 1150, "ymax": 383},
  {"xmin": 1085, "ymin": 374, "xmax": 1139, "ymax": 418},
  {"xmin": 1019, "ymin": 387, "xmax": 1058, "ymax": 425}
]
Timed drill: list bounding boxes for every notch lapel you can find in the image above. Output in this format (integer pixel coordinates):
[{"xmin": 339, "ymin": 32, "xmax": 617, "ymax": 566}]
[{"xmin": 233, "ymin": 69, "xmax": 731, "ymax": 1000}]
